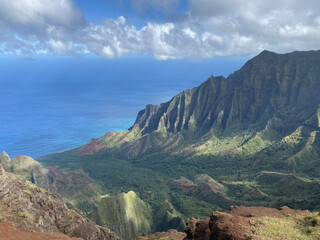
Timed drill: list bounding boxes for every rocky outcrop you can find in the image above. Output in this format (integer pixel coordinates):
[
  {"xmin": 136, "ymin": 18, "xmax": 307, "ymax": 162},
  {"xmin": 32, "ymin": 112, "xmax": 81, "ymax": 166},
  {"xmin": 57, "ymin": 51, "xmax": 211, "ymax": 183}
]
[
  {"xmin": 0, "ymin": 151, "xmax": 10, "ymax": 165},
  {"xmin": 136, "ymin": 229, "xmax": 186, "ymax": 240},
  {"xmin": 11, "ymin": 155, "xmax": 41, "ymax": 170},
  {"xmin": 0, "ymin": 163, "xmax": 119, "ymax": 240},
  {"xmin": 138, "ymin": 205, "xmax": 316, "ymax": 240},
  {"xmin": 0, "ymin": 152, "xmax": 104, "ymax": 215},
  {"xmin": 184, "ymin": 206, "xmax": 311, "ymax": 240}
]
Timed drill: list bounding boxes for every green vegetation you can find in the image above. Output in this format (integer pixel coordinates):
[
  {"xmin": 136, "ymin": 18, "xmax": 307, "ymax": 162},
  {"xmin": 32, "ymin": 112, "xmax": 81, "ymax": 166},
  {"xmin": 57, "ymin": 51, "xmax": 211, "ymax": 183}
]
[
  {"xmin": 16, "ymin": 211, "xmax": 32, "ymax": 219},
  {"xmin": 90, "ymin": 191, "xmax": 153, "ymax": 240},
  {"xmin": 35, "ymin": 50, "xmax": 320, "ymax": 238},
  {"xmin": 251, "ymin": 214, "xmax": 320, "ymax": 239},
  {"xmin": 23, "ymin": 189, "xmax": 31, "ymax": 195}
]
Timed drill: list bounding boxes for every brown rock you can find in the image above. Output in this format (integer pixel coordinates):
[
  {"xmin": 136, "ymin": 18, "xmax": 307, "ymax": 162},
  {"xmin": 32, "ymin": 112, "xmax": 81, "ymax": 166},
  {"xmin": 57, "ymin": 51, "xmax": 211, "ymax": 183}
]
[
  {"xmin": 183, "ymin": 205, "xmax": 311, "ymax": 240},
  {"xmin": 209, "ymin": 211, "xmax": 252, "ymax": 240},
  {"xmin": 229, "ymin": 205, "xmax": 310, "ymax": 218},
  {"xmin": 184, "ymin": 218, "xmax": 210, "ymax": 240},
  {"xmin": 194, "ymin": 219, "xmax": 210, "ymax": 240},
  {"xmin": 184, "ymin": 218, "xmax": 199, "ymax": 239},
  {"xmin": 0, "ymin": 163, "xmax": 119, "ymax": 240},
  {"xmin": 136, "ymin": 229, "xmax": 186, "ymax": 240}
]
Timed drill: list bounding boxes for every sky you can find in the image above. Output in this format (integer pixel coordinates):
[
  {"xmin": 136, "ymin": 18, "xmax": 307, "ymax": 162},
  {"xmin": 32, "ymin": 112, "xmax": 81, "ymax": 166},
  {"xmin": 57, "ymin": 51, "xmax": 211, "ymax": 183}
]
[{"xmin": 0, "ymin": 0, "xmax": 320, "ymax": 59}]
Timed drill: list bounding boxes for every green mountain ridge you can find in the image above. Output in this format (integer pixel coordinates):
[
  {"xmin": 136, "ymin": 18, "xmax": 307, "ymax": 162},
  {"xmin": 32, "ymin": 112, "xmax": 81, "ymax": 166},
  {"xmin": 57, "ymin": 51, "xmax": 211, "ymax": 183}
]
[
  {"xmin": 32, "ymin": 50, "xmax": 320, "ymax": 239},
  {"xmin": 75, "ymin": 50, "xmax": 320, "ymax": 161}
]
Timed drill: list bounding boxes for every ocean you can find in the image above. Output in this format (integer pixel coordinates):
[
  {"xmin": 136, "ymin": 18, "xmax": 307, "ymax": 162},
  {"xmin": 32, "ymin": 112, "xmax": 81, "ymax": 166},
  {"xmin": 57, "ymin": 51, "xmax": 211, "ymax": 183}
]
[{"xmin": 0, "ymin": 55, "xmax": 248, "ymax": 158}]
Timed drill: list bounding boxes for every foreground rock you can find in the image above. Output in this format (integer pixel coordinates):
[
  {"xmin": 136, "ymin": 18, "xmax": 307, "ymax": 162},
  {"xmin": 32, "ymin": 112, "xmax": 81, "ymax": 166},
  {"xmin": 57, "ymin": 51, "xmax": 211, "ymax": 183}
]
[
  {"xmin": 0, "ymin": 163, "xmax": 119, "ymax": 240},
  {"xmin": 0, "ymin": 151, "xmax": 105, "ymax": 216},
  {"xmin": 185, "ymin": 206, "xmax": 311, "ymax": 240},
  {"xmin": 136, "ymin": 229, "xmax": 186, "ymax": 240},
  {"xmin": 139, "ymin": 205, "xmax": 315, "ymax": 240},
  {"xmin": 0, "ymin": 222, "xmax": 83, "ymax": 240}
]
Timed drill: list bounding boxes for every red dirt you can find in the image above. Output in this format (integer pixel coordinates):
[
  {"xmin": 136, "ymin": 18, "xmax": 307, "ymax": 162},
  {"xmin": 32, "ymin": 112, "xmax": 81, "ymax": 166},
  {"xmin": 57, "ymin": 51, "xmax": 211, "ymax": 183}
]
[
  {"xmin": 78, "ymin": 139, "xmax": 106, "ymax": 156},
  {"xmin": 0, "ymin": 222, "xmax": 84, "ymax": 240},
  {"xmin": 229, "ymin": 205, "xmax": 310, "ymax": 218}
]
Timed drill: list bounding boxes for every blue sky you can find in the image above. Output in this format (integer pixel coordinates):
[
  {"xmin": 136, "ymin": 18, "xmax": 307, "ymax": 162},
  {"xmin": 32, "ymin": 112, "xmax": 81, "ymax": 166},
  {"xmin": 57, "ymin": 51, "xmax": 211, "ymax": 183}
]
[
  {"xmin": 0, "ymin": 0, "xmax": 320, "ymax": 59},
  {"xmin": 75, "ymin": 0, "xmax": 188, "ymax": 25}
]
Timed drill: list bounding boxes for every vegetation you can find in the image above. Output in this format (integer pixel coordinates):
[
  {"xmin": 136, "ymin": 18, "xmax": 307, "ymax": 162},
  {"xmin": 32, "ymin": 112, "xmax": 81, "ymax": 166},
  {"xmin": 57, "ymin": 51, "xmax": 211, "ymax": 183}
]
[
  {"xmin": 90, "ymin": 191, "xmax": 153, "ymax": 240},
  {"xmin": 35, "ymin": 50, "xmax": 320, "ymax": 237},
  {"xmin": 251, "ymin": 214, "xmax": 320, "ymax": 240},
  {"xmin": 16, "ymin": 211, "xmax": 32, "ymax": 219},
  {"xmin": 23, "ymin": 189, "xmax": 31, "ymax": 195}
]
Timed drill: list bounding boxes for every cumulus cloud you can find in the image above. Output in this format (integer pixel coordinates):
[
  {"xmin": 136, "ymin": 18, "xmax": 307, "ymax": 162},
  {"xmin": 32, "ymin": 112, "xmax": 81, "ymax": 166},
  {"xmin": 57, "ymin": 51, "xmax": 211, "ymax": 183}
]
[{"xmin": 0, "ymin": 0, "xmax": 320, "ymax": 59}]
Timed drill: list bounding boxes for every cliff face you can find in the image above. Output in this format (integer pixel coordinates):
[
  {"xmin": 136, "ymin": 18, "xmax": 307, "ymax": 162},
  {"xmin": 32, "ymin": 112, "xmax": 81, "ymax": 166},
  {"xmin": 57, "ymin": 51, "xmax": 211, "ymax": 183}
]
[
  {"xmin": 90, "ymin": 191, "xmax": 153, "ymax": 240},
  {"xmin": 77, "ymin": 50, "xmax": 320, "ymax": 159},
  {"xmin": 0, "ymin": 152, "xmax": 104, "ymax": 215},
  {"xmin": 0, "ymin": 163, "xmax": 119, "ymax": 240},
  {"xmin": 132, "ymin": 50, "xmax": 320, "ymax": 136}
]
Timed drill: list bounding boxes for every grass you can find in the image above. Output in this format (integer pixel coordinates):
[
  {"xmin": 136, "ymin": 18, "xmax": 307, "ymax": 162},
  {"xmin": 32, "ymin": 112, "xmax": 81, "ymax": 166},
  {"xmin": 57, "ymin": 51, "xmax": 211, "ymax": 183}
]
[
  {"xmin": 23, "ymin": 189, "xmax": 31, "ymax": 195},
  {"xmin": 16, "ymin": 211, "xmax": 32, "ymax": 219},
  {"xmin": 251, "ymin": 214, "xmax": 320, "ymax": 240},
  {"xmin": 26, "ymin": 180, "xmax": 38, "ymax": 189}
]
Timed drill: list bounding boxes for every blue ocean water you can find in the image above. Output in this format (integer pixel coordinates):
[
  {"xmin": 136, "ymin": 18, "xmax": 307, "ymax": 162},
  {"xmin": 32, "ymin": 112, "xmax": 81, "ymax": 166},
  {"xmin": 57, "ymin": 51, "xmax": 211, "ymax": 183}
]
[{"xmin": 0, "ymin": 55, "xmax": 248, "ymax": 158}]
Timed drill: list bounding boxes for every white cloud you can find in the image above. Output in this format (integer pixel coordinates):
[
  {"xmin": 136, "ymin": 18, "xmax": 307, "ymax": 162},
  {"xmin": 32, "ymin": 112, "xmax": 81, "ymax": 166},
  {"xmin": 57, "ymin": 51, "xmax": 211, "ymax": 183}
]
[
  {"xmin": 183, "ymin": 28, "xmax": 196, "ymax": 39},
  {"xmin": 0, "ymin": 0, "xmax": 320, "ymax": 59},
  {"xmin": 0, "ymin": 0, "xmax": 85, "ymax": 31},
  {"xmin": 102, "ymin": 45, "xmax": 115, "ymax": 58},
  {"xmin": 46, "ymin": 39, "xmax": 74, "ymax": 54}
]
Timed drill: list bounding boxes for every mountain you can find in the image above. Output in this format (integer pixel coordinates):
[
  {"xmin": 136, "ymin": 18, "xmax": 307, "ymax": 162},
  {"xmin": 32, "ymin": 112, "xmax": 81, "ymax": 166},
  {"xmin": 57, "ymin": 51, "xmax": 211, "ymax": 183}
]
[
  {"xmin": 77, "ymin": 50, "xmax": 320, "ymax": 160},
  {"xmin": 0, "ymin": 162, "xmax": 119, "ymax": 240},
  {"xmin": 37, "ymin": 50, "xmax": 320, "ymax": 238},
  {"xmin": 89, "ymin": 191, "xmax": 153, "ymax": 240}
]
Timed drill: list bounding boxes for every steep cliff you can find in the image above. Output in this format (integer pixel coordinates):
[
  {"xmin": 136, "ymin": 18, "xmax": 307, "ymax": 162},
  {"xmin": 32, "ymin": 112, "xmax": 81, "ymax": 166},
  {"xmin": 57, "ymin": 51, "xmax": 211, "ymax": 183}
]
[
  {"xmin": 0, "ymin": 163, "xmax": 119, "ymax": 240},
  {"xmin": 90, "ymin": 191, "xmax": 153, "ymax": 240},
  {"xmin": 76, "ymin": 50, "xmax": 320, "ymax": 159}
]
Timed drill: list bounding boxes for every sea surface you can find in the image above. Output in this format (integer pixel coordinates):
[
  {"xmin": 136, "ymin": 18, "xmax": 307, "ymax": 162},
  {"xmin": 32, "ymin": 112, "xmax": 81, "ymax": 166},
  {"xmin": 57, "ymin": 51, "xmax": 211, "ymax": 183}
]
[{"xmin": 0, "ymin": 55, "xmax": 248, "ymax": 158}]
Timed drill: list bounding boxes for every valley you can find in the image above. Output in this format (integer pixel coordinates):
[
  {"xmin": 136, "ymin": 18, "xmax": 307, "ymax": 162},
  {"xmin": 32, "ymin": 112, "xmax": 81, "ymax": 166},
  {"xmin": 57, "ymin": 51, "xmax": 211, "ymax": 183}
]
[{"xmin": 2, "ymin": 50, "xmax": 320, "ymax": 239}]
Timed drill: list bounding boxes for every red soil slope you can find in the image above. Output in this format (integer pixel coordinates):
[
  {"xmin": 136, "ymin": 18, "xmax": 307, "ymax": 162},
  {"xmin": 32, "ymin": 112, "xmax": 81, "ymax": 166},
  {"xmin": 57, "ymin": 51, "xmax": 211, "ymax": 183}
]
[{"xmin": 0, "ymin": 222, "xmax": 84, "ymax": 240}]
